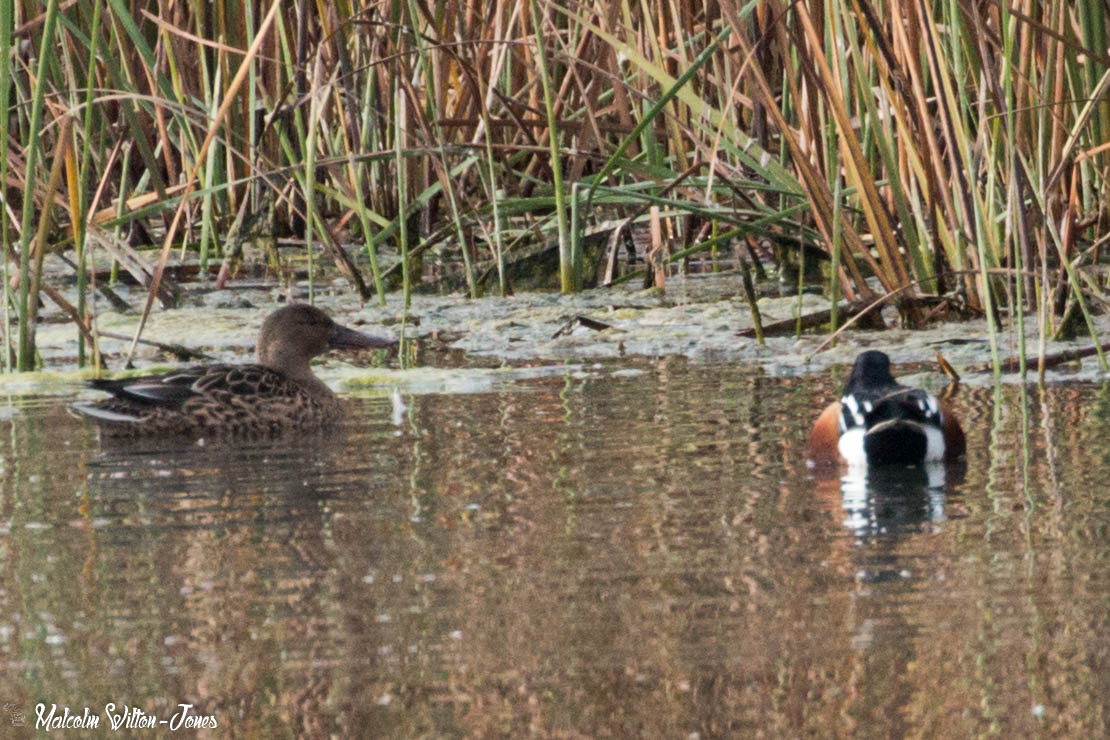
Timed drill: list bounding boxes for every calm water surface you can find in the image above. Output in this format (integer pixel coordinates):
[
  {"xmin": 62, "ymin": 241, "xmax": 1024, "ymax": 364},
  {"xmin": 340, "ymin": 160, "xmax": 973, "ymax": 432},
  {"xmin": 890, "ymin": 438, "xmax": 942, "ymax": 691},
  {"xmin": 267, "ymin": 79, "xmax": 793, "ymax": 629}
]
[{"xmin": 1, "ymin": 358, "xmax": 1109, "ymax": 737}]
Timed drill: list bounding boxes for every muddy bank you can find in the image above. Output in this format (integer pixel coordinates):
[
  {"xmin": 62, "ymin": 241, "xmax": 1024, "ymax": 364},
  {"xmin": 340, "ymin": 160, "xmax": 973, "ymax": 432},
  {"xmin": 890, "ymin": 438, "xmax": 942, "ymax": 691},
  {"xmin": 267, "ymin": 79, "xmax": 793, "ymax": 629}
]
[{"xmin": 20, "ymin": 273, "xmax": 1110, "ymax": 396}]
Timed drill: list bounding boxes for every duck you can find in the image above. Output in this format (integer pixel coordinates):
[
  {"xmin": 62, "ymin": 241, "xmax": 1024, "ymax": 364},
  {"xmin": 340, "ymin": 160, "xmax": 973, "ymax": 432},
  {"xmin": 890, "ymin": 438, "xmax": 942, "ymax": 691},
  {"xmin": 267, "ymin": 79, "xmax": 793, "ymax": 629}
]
[
  {"xmin": 807, "ymin": 350, "xmax": 965, "ymax": 466},
  {"xmin": 72, "ymin": 304, "xmax": 395, "ymax": 437}
]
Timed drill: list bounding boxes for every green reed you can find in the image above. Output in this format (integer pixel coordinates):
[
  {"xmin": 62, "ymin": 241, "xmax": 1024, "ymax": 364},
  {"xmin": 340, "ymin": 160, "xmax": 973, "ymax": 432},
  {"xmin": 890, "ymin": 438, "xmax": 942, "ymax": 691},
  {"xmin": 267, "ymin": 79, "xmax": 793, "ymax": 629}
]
[{"xmin": 0, "ymin": 0, "xmax": 1104, "ymax": 374}]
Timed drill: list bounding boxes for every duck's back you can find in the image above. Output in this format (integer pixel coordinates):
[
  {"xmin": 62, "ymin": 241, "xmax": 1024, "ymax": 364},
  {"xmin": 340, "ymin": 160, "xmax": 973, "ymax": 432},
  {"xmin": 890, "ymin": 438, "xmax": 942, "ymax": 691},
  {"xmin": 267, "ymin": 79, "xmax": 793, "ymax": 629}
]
[
  {"xmin": 75, "ymin": 364, "xmax": 342, "ymax": 438},
  {"xmin": 838, "ymin": 384, "xmax": 945, "ymax": 465}
]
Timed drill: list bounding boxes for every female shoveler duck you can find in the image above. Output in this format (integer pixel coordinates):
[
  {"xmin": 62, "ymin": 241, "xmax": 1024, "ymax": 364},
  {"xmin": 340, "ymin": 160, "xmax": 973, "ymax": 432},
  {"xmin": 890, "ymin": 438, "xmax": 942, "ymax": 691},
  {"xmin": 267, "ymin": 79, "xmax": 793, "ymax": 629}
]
[
  {"xmin": 807, "ymin": 350, "xmax": 965, "ymax": 466},
  {"xmin": 72, "ymin": 304, "xmax": 395, "ymax": 437}
]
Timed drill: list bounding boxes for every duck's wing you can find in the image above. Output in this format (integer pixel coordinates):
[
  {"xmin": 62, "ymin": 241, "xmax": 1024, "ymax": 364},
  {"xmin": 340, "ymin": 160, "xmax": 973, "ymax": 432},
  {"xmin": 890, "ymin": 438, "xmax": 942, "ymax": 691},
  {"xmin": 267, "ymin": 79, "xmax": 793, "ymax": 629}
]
[
  {"xmin": 91, "ymin": 364, "xmax": 297, "ymax": 406},
  {"xmin": 72, "ymin": 364, "xmax": 304, "ymax": 430},
  {"xmin": 187, "ymin": 364, "xmax": 295, "ymax": 398},
  {"xmin": 841, "ymin": 385, "xmax": 942, "ymax": 431},
  {"xmin": 87, "ymin": 364, "xmax": 240, "ymax": 408}
]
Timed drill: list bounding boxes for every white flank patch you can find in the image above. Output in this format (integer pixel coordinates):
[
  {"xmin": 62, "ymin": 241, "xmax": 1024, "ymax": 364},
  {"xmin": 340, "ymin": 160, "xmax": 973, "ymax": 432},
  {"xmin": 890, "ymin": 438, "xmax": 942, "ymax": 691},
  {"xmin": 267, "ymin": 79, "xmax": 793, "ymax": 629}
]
[
  {"xmin": 924, "ymin": 462, "xmax": 947, "ymax": 490},
  {"xmin": 837, "ymin": 428, "xmax": 868, "ymax": 466},
  {"xmin": 839, "ymin": 418, "xmax": 946, "ymax": 465},
  {"xmin": 924, "ymin": 424, "xmax": 945, "ymax": 461}
]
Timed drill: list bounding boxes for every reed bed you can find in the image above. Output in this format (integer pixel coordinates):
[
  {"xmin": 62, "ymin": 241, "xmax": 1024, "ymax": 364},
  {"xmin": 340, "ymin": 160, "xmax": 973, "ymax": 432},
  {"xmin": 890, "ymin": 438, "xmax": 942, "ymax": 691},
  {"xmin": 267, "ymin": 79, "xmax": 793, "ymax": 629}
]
[{"xmin": 0, "ymin": 1, "xmax": 1107, "ymax": 377}]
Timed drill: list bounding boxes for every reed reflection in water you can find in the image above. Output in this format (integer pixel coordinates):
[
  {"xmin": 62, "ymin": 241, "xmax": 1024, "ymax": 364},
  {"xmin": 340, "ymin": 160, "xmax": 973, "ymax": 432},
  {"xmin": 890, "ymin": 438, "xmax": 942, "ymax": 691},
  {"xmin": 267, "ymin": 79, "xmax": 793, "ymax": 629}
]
[{"xmin": 0, "ymin": 363, "xmax": 1108, "ymax": 736}]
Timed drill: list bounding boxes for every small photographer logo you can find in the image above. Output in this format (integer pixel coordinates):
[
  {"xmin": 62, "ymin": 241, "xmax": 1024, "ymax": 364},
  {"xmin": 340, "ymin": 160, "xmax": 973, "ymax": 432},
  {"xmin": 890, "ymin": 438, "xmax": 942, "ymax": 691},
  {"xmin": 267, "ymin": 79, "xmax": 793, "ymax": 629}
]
[{"xmin": 3, "ymin": 703, "xmax": 26, "ymax": 727}]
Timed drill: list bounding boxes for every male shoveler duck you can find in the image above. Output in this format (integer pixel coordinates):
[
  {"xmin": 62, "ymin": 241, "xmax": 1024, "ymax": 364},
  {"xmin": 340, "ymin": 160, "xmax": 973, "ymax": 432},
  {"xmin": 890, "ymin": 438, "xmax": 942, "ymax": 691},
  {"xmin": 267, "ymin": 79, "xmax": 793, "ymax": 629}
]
[
  {"xmin": 72, "ymin": 304, "xmax": 395, "ymax": 437},
  {"xmin": 807, "ymin": 350, "xmax": 965, "ymax": 466}
]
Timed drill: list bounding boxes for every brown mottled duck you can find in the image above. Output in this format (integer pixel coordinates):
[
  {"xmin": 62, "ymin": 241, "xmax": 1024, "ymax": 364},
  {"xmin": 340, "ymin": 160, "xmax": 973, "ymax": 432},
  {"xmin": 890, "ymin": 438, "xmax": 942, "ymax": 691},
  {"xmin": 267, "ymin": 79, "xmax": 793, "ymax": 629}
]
[{"xmin": 72, "ymin": 304, "xmax": 395, "ymax": 437}]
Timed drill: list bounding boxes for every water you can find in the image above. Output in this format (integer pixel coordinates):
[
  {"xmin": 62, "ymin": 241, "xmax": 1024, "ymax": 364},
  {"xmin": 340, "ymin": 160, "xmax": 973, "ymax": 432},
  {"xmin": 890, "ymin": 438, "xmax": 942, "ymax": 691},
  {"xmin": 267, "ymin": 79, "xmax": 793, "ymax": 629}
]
[{"xmin": 1, "ymin": 360, "xmax": 1109, "ymax": 737}]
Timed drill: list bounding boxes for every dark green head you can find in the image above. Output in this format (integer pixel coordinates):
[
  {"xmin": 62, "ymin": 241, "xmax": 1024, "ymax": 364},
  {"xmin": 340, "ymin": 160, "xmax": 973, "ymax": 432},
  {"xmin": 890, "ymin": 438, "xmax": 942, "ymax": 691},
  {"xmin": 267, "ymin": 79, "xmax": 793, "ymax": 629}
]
[{"xmin": 843, "ymin": 350, "xmax": 896, "ymax": 395}]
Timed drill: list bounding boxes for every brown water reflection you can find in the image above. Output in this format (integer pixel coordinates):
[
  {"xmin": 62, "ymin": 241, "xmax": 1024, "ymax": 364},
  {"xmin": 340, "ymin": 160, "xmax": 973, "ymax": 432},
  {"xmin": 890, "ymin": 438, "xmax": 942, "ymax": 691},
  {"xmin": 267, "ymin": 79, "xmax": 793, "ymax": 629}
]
[{"xmin": 1, "ymin": 361, "xmax": 1109, "ymax": 737}]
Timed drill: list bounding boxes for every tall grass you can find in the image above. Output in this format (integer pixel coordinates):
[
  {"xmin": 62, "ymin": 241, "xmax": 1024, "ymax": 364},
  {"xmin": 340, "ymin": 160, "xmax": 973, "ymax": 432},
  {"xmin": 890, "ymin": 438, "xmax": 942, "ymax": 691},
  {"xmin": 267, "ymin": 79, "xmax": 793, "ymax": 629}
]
[{"xmin": 0, "ymin": 1, "xmax": 1106, "ymax": 374}]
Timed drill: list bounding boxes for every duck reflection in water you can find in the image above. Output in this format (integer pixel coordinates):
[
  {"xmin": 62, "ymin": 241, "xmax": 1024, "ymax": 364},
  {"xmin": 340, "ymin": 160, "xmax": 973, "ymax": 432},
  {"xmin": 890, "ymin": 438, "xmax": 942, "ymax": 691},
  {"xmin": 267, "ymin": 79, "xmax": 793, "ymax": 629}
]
[
  {"xmin": 833, "ymin": 462, "xmax": 966, "ymax": 537},
  {"xmin": 807, "ymin": 350, "xmax": 967, "ymax": 536}
]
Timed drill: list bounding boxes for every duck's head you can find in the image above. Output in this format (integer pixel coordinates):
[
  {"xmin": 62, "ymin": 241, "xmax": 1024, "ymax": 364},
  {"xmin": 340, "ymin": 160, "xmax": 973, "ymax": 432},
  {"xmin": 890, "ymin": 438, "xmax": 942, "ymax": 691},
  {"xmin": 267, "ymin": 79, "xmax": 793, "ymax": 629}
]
[
  {"xmin": 844, "ymin": 350, "xmax": 896, "ymax": 394},
  {"xmin": 257, "ymin": 304, "xmax": 395, "ymax": 377}
]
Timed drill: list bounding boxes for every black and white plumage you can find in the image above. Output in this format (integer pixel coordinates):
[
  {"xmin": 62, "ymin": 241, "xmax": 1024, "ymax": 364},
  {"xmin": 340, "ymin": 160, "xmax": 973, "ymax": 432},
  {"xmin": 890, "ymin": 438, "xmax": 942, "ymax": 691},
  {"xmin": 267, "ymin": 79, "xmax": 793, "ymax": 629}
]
[{"xmin": 808, "ymin": 350, "xmax": 965, "ymax": 467}]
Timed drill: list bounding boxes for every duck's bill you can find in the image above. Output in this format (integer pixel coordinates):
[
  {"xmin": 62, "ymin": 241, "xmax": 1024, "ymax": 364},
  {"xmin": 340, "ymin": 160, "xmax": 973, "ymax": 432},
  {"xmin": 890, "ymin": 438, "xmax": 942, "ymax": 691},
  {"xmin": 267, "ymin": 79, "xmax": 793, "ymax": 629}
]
[{"xmin": 330, "ymin": 324, "xmax": 397, "ymax": 350}]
